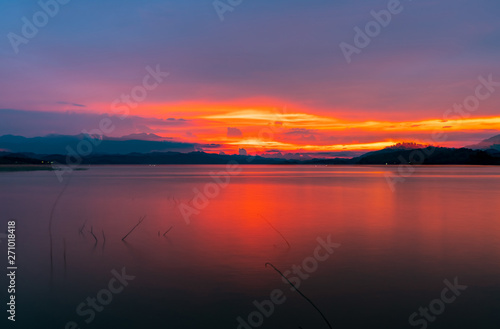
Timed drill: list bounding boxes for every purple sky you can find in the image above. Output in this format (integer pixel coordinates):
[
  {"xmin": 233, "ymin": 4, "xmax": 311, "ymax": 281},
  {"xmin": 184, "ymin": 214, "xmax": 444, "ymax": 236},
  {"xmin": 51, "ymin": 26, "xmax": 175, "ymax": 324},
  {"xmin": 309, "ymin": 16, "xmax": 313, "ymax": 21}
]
[{"xmin": 1, "ymin": 0, "xmax": 500, "ymax": 151}]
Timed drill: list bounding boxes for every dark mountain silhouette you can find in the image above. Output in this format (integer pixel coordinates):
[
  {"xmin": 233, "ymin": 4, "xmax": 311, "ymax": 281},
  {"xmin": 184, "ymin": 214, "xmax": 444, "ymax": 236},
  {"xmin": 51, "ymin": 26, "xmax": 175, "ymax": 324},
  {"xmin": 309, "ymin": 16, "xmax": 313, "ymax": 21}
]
[
  {"xmin": 2, "ymin": 146, "xmax": 499, "ymax": 166},
  {"xmin": 0, "ymin": 134, "xmax": 197, "ymax": 154},
  {"xmin": 354, "ymin": 146, "xmax": 500, "ymax": 165},
  {"xmin": 1, "ymin": 133, "xmax": 500, "ymax": 166},
  {"xmin": 0, "ymin": 154, "xmax": 47, "ymax": 165},
  {"xmin": 466, "ymin": 134, "xmax": 500, "ymax": 151},
  {"xmin": 385, "ymin": 142, "xmax": 430, "ymax": 150},
  {"xmin": 0, "ymin": 151, "xmax": 294, "ymax": 165}
]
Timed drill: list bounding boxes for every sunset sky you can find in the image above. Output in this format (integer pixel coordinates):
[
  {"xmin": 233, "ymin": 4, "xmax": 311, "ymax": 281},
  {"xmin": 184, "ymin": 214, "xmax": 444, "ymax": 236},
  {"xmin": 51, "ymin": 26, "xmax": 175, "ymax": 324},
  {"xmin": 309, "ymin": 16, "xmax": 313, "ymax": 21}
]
[{"xmin": 1, "ymin": 0, "xmax": 500, "ymax": 155}]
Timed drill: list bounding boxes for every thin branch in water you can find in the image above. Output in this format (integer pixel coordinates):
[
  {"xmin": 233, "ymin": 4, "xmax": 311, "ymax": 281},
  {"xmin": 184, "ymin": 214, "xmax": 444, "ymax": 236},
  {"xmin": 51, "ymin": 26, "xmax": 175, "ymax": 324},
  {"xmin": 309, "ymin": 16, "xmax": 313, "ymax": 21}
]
[
  {"xmin": 102, "ymin": 230, "xmax": 106, "ymax": 249},
  {"xmin": 90, "ymin": 226, "xmax": 98, "ymax": 245},
  {"xmin": 78, "ymin": 220, "xmax": 87, "ymax": 236},
  {"xmin": 265, "ymin": 262, "xmax": 332, "ymax": 329},
  {"xmin": 259, "ymin": 214, "xmax": 291, "ymax": 249},
  {"xmin": 163, "ymin": 226, "xmax": 173, "ymax": 237},
  {"xmin": 122, "ymin": 215, "xmax": 146, "ymax": 241},
  {"xmin": 49, "ymin": 174, "xmax": 72, "ymax": 281}
]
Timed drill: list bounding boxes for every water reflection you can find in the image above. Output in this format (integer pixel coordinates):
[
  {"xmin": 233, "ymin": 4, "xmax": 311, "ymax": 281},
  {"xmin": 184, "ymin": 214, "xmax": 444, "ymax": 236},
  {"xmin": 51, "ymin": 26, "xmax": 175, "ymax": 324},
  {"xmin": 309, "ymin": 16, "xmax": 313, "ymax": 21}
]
[{"xmin": 0, "ymin": 165, "xmax": 499, "ymax": 328}]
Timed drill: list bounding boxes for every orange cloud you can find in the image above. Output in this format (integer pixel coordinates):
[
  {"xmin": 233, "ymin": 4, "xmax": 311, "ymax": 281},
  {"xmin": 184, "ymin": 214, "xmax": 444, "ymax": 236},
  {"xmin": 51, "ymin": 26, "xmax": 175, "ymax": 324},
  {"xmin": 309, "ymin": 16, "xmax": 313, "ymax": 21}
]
[{"xmin": 83, "ymin": 103, "xmax": 500, "ymax": 154}]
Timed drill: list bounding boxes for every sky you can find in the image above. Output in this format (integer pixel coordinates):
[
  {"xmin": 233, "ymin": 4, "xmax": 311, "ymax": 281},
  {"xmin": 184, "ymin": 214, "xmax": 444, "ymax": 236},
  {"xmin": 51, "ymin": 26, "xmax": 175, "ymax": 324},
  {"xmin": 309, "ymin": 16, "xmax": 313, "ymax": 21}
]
[{"xmin": 1, "ymin": 0, "xmax": 500, "ymax": 155}]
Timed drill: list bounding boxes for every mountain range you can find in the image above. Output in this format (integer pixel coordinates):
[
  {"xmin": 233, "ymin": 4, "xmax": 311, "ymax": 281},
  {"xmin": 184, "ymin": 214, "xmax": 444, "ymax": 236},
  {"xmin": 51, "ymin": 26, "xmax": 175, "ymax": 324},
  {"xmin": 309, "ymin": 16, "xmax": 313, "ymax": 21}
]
[
  {"xmin": 465, "ymin": 134, "xmax": 500, "ymax": 151},
  {"xmin": 1, "ymin": 133, "xmax": 500, "ymax": 166},
  {"xmin": 0, "ymin": 133, "xmax": 200, "ymax": 154}
]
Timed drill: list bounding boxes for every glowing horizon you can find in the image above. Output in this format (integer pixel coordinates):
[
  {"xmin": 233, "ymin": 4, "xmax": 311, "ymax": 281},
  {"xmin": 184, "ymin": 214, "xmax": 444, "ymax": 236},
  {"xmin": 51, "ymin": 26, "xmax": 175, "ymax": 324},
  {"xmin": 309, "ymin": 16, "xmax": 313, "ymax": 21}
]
[{"xmin": 1, "ymin": 0, "xmax": 500, "ymax": 156}]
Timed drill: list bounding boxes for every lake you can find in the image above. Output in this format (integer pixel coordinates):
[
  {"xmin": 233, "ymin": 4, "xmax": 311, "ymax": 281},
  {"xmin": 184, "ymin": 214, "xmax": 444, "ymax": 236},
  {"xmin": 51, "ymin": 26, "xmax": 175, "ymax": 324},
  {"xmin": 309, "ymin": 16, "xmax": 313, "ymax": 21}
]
[{"xmin": 1, "ymin": 165, "xmax": 499, "ymax": 329}]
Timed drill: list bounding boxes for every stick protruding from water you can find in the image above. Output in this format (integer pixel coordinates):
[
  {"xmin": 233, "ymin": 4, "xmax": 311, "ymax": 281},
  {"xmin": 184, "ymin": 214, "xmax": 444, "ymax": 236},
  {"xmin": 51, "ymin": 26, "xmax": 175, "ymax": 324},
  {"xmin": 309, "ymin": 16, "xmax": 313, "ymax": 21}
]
[
  {"xmin": 265, "ymin": 262, "xmax": 332, "ymax": 329},
  {"xmin": 122, "ymin": 215, "xmax": 146, "ymax": 241},
  {"xmin": 163, "ymin": 226, "xmax": 173, "ymax": 237}
]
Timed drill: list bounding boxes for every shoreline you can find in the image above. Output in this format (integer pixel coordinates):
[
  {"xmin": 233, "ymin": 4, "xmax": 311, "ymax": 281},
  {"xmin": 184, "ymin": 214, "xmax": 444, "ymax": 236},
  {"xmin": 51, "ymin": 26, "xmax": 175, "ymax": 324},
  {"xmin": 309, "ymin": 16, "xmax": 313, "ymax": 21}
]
[{"xmin": 0, "ymin": 165, "xmax": 55, "ymax": 172}]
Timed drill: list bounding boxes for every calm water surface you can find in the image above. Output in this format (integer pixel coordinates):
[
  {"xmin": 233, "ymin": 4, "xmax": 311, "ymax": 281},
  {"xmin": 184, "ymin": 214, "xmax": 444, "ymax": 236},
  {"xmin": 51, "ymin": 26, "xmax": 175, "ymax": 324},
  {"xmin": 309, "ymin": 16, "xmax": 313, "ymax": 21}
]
[{"xmin": 1, "ymin": 165, "xmax": 499, "ymax": 328}]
